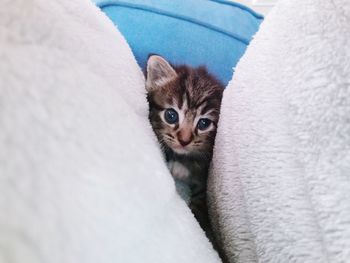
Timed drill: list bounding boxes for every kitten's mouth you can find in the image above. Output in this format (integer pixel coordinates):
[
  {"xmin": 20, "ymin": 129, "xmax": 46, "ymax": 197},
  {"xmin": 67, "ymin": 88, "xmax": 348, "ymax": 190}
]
[{"xmin": 171, "ymin": 144, "xmax": 191, "ymax": 155}]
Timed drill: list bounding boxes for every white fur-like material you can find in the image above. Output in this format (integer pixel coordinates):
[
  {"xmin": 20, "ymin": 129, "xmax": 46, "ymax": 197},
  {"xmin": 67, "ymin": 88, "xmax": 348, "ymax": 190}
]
[
  {"xmin": 0, "ymin": 0, "xmax": 221, "ymax": 262},
  {"xmin": 209, "ymin": 0, "xmax": 350, "ymax": 262}
]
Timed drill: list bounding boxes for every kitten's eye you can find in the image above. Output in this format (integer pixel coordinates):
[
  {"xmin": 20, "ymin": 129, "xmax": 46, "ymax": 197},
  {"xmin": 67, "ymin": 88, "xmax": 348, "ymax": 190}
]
[
  {"xmin": 164, "ymin": 108, "xmax": 179, "ymax": 124},
  {"xmin": 197, "ymin": 118, "xmax": 212, "ymax": 130}
]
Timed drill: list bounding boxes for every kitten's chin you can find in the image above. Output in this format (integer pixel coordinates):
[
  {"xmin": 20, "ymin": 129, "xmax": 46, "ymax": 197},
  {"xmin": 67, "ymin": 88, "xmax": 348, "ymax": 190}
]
[
  {"xmin": 171, "ymin": 145, "xmax": 210, "ymax": 158},
  {"xmin": 172, "ymin": 147, "xmax": 190, "ymax": 155}
]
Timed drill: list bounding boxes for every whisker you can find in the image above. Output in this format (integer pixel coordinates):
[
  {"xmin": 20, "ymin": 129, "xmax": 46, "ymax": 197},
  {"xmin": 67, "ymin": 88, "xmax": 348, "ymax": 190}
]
[{"xmin": 165, "ymin": 133, "xmax": 174, "ymax": 139}]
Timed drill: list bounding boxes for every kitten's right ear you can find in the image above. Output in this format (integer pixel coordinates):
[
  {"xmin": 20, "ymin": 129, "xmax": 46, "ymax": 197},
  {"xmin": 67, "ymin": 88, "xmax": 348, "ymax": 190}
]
[{"xmin": 146, "ymin": 55, "xmax": 177, "ymax": 91}]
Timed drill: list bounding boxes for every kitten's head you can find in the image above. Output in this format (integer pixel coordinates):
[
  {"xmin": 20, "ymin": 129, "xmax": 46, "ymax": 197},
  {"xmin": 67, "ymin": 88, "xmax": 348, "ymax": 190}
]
[{"xmin": 146, "ymin": 55, "xmax": 223, "ymax": 157}]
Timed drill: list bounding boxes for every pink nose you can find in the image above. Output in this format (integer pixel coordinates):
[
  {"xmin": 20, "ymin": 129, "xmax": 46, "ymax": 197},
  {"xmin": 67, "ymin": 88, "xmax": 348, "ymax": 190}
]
[
  {"xmin": 178, "ymin": 137, "xmax": 192, "ymax": 147},
  {"xmin": 177, "ymin": 129, "xmax": 193, "ymax": 147}
]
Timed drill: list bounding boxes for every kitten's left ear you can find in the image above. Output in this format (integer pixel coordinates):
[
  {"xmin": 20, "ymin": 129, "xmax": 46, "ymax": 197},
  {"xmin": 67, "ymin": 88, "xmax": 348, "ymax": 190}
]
[{"xmin": 146, "ymin": 55, "xmax": 177, "ymax": 91}]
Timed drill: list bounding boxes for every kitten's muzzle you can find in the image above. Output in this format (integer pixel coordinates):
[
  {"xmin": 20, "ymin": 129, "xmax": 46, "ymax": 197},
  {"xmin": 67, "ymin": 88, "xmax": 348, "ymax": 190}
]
[
  {"xmin": 177, "ymin": 129, "xmax": 193, "ymax": 147},
  {"xmin": 178, "ymin": 137, "xmax": 192, "ymax": 147}
]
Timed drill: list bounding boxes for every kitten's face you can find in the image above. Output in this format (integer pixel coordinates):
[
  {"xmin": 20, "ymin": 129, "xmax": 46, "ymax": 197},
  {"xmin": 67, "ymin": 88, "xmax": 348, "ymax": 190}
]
[{"xmin": 146, "ymin": 55, "xmax": 223, "ymax": 157}]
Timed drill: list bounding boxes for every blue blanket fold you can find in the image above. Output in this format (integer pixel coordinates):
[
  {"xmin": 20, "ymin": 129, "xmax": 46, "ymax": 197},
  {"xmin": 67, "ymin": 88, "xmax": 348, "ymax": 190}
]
[{"xmin": 94, "ymin": 0, "xmax": 263, "ymax": 86}]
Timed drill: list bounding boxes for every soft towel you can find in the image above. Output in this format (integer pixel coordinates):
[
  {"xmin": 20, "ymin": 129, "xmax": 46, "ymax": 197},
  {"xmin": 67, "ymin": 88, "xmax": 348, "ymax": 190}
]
[
  {"xmin": 209, "ymin": 0, "xmax": 350, "ymax": 262},
  {"xmin": 0, "ymin": 0, "xmax": 220, "ymax": 262}
]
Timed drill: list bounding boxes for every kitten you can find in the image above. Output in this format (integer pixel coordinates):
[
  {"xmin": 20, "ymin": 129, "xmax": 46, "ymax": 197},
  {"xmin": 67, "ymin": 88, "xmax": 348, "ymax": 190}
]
[{"xmin": 145, "ymin": 55, "xmax": 223, "ymax": 242}]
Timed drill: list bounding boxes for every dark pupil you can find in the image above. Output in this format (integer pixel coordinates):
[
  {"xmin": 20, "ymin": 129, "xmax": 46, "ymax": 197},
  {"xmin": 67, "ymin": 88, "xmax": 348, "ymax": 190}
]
[
  {"xmin": 197, "ymin": 118, "xmax": 211, "ymax": 130},
  {"xmin": 164, "ymin": 109, "xmax": 178, "ymax": 124}
]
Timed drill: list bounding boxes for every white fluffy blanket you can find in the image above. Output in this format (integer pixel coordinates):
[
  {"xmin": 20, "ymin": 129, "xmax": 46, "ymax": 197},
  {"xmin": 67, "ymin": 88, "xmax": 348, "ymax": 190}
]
[
  {"xmin": 0, "ymin": 0, "xmax": 220, "ymax": 262},
  {"xmin": 209, "ymin": 0, "xmax": 350, "ymax": 262}
]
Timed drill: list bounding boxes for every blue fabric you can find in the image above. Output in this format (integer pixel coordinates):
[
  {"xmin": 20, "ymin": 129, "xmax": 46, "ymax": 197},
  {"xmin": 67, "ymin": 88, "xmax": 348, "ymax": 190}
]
[{"xmin": 94, "ymin": 0, "xmax": 263, "ymax": 86}]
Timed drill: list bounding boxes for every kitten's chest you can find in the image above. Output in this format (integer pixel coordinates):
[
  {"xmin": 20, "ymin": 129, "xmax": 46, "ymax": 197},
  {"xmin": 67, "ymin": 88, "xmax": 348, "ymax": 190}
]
[
  {"xmin": 167, "ymin": 156, "xmax": 209, "ymax": 204},
  {"xmin": 167, "ymin": 156, "xmax": 208, "ymax": 183}
]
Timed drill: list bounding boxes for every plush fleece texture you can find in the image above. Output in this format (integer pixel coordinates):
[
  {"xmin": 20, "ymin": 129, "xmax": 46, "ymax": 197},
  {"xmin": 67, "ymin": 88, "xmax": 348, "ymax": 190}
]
[
  {"xmin": 209, "ymin": 0, "xmax": 350, "ymax": 262},
  {"xmin": 0, "ymin": 0, "xmax": 221, "ymax": 262}
]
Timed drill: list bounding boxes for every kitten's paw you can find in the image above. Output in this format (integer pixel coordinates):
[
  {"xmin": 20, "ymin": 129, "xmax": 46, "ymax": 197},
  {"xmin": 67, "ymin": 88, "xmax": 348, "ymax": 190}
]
[{"xmin": 168, "ymin": 161, "xmax": 190, "ymax": 180}]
